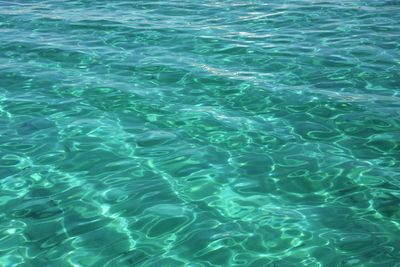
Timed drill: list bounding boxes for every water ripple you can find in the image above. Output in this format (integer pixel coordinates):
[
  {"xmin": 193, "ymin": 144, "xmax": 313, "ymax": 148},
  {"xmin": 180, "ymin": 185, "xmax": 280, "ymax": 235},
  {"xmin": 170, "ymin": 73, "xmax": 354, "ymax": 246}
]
[{"xmin": 1, "ymin": 0, "xmax": 400, "ymax": 266}]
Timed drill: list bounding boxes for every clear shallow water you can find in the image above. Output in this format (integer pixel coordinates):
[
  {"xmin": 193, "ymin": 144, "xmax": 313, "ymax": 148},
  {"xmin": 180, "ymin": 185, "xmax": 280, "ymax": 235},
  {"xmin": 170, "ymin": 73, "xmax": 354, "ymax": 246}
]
[{"xmin": 1, "ymin": 0, "xmax": 400, "ymax": 266}]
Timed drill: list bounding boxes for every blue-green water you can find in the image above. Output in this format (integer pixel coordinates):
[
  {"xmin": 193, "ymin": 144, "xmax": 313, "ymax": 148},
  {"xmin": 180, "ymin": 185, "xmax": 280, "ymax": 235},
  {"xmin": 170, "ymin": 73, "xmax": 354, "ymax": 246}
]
[{"xmin": 1, "ymin": 0, "xmax": 400, "ymax": 266}]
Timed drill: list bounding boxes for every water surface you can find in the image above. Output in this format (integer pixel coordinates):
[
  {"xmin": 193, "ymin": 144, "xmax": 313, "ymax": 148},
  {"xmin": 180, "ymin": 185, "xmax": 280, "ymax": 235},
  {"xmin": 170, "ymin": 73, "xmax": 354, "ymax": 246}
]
[{"xmin": 1, "ymin": 0, "xmax": 400, "ymax": 266}]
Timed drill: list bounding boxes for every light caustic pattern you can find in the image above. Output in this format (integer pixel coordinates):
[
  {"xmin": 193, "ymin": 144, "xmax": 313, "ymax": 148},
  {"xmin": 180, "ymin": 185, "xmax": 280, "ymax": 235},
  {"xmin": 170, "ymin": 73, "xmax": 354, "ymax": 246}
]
[{"xmin": 0, "ymin": 0, "xmax": 400, "ymax": 266}]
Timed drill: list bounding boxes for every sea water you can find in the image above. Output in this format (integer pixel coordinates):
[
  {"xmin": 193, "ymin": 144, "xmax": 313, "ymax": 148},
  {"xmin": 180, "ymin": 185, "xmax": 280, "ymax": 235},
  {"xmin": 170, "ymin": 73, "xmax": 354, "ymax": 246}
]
[{"xmin": 0, "ymin": 1, "xmax": 400, "ymax": 266}]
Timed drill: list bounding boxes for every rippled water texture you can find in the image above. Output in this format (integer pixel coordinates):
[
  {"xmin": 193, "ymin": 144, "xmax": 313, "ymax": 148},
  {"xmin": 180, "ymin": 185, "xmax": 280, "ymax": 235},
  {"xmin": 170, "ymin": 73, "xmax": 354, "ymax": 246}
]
[{"xmin": 1, "ymin": 0, "xmax": 400, "ymax": 266}]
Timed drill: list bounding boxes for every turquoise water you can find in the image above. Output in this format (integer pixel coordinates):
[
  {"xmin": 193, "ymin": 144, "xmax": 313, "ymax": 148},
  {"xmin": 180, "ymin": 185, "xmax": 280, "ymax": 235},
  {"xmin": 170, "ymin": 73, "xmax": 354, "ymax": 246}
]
[{"xmin": 1, "ymin": 0, "xmax": 400, "ymax": 266}]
